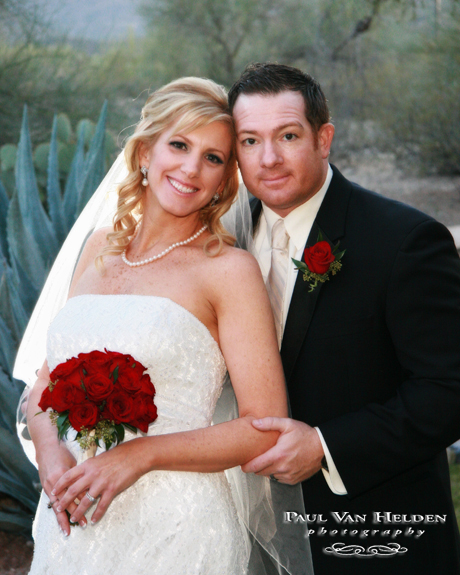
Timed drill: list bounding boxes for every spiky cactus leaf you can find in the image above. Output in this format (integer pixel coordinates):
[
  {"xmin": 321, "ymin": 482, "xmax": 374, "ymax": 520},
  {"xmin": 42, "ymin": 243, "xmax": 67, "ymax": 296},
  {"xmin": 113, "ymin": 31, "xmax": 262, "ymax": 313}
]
[
  {"xmin": 0, "ymin": 316, "xmax": 16, "ymax": 377},
  {"xmin": 0, "ymin": 178, "xmax": 9, "ymax": 262},
  {"xmin": 0, "ymin": 367, "xmax": 21, "ymax": 433},
  {"xmin": 7, "ymin": 191, "xmax": 47, "ymax": 291},
  {"xmin": 47, "ymin": 115, "xmax": 66, "ymax": 243},
  {"xmin": 0, "ymin": 427, "xmax": 40, "ymax": 510},
  {"xmin": 10, "ymin": 253, "xmax": 39, "ymax": 316},
  {"xmin": 15, "ymin": 106, "xmax": 59, "ymax": 265},
  {"xmin": 77, "ymin": 101, "xmax": 107, "ymax": 214},
  {"xmin": 63, "ymin": 131, "xmax": 85, "ymax": 229},
  {"xmin": 0, "ymin": 262, "xmax": 30, "ymax": 343}
]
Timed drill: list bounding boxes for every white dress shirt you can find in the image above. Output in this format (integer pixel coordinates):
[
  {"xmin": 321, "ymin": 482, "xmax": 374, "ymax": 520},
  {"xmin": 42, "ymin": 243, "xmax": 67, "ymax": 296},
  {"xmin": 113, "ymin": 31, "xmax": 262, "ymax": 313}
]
[{"xmin": 252, "ymin": 165, "xmax": 347, "ymax": 495}]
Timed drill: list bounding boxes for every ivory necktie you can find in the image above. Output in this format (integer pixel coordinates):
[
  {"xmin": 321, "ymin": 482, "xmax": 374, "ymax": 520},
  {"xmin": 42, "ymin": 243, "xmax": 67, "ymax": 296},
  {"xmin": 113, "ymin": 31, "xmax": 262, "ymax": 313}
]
[{"xmin": 266, "ymin": 219, "xmax": 290, "ymax": 348}]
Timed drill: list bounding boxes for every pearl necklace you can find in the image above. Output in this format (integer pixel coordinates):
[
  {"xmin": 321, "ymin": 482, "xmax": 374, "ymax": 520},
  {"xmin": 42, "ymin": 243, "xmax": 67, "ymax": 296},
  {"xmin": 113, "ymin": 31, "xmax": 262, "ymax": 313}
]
[{"xmin": 121, "ymin": 225, "xmax": 207, "ymax": 267}]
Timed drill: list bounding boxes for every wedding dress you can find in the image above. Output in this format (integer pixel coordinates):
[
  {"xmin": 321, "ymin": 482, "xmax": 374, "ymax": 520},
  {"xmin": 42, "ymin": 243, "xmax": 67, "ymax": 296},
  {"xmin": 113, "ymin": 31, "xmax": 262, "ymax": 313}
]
[{"xmin": 28, "ymin": 293, "xmax": 249, "ymax": 575}]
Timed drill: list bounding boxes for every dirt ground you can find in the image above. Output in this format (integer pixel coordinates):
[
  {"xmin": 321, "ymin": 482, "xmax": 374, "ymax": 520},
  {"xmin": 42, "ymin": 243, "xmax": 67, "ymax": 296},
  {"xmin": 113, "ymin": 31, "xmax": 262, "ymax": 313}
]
[
  {"xmin": 0, "ymin": 528, "xmax": 33, "ymax": 575},
  {"xmin": 1, "ymin": 152, "xmax": 459, "ymax": 575}
]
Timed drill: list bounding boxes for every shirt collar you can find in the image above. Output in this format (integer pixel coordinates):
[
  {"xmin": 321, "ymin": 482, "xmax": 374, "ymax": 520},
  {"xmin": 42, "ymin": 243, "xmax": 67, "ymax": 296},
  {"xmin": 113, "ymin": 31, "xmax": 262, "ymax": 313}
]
[{"xmin": 262, "ymin": 164, "xmax": 333, "ymax": 250}]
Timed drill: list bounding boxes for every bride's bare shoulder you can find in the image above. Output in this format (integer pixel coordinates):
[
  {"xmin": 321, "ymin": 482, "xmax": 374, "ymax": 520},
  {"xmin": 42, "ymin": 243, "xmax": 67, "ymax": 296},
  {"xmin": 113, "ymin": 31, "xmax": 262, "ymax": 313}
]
[
  {"xmin": 85, "ymin": 226, "xmax": 113, "ymax": 252},
  {"xmin": 206, "ymin": 244, "xmax": 264, "ymax": 292},
  {"xmin": 77, "ymin": 226, "xmax": 112, "ymax": 263}
]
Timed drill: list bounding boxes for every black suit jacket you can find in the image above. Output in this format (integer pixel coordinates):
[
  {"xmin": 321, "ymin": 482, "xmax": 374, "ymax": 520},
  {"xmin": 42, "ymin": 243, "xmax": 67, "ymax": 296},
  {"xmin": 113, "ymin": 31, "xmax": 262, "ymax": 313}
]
[{"xmin": 252, "ymin": 165, "xmax": 460, "ymax": 574}]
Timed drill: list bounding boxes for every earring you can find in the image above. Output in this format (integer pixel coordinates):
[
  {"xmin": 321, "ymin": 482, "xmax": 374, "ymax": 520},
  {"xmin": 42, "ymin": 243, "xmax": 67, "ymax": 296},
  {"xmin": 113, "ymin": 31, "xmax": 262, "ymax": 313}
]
[
  {"xmin": 141, "ymin": 166, "xmax": 148, "ymax": 186},
  {"xmin": 211, "ymin": 193, "xmax": 220, "ymax": 207}
]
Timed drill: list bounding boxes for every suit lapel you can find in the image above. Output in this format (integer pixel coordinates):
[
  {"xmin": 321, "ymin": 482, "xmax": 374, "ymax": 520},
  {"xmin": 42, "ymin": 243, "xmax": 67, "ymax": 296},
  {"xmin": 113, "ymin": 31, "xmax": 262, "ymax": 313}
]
[
  {"xmin": 282, "ymin": 166, "xmax": 352, "ymax": 383},
  {"xmin": 280, "ymin": 221, "xmax": 328, "ymax": 383},
  {"xmin": 250, "ymin": 166, "xmax": 352, "ymax": 383}
]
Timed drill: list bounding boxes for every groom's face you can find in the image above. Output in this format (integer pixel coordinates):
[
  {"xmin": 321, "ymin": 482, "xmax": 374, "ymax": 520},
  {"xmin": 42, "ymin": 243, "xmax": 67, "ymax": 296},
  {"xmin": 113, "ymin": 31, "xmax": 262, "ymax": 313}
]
[{"xmin": 233, "ymin": 91, "xmax": 334, "ymax": 218}]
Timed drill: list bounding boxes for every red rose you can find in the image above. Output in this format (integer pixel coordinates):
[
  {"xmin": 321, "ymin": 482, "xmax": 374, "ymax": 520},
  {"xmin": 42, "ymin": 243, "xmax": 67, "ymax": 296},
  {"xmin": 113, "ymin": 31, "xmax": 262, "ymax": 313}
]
[
  {"xmin": 116, "ymin": 369, "xmax": 143, "ymax": 394},
  {"xmin": 49, "ymin": 380, "xmax": 86, "ymax": 412},
  {"xmin": 38, "ymin": 386, "xmax": 53, "ymax": 411},
  {"xmin": 110, "ymin": 355, "xmax": 147, "ymax": 393},
  {"xmin": 50, "ymin": 357, "xmax": 83, "ymax": 387},
  {"xmin": 138, "ymin": 374, "xmax": 155, "ymax": 397},
  {"xmin": 78, "ymin": 350, "xmax": 112, "ymax": 375},
  {"xmin": 129, "ymin": 394, "xmax": 158, "ymax": 432},
  {"xmin": 84, "ymin": 373, "xmax": 114, "ymax": 402},
  {"xmin": 304, "ymin": 241, "xmax": 335, "ymax": 275},
  {"xmin": 68, "ymin": 401, "xmax": 99, "ymax": 431},
  {"xmin": 105, "ymin": 390, "xmax": 134, "ymax": 424}
]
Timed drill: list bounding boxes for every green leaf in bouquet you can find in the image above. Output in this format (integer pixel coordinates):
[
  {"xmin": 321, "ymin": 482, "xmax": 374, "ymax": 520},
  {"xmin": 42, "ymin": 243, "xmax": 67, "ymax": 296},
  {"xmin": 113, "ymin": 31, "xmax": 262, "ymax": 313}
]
[
  {"xmin": 115, "ymin": 424, "xmax": 125, "ymax": 444},
  {"xmin": 57, "ymin": 412, "xmax": 69, "ymax": 427},
  {"xmin": 291, "ymin": 258, "xmax": 308, "ymax": 272},
  {"xmin": 112, "ymin": 365, "xmax": 119, "ymax": 383},
  {"xmin": 334, "ymin": 249, "xmax": 346, "ymax": 261}
]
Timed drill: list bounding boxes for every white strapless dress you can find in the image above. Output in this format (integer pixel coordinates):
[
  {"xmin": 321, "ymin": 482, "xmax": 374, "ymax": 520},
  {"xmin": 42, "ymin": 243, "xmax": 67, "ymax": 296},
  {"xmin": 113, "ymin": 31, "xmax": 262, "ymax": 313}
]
[{"xmin": 29, "ymin": 294, "xmax": 249, "ymax": 575}]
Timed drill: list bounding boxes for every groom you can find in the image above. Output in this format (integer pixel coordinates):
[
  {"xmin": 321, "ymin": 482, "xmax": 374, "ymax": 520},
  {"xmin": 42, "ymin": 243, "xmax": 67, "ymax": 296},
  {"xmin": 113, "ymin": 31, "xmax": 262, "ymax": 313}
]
[{"xmin": 229, "ymin": 63, "xmax": 460, "ymax": 574}]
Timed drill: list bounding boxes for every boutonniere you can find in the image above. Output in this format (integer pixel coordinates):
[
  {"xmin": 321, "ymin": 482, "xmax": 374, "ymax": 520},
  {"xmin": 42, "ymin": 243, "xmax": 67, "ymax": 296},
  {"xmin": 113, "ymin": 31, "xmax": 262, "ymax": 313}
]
[{"xmin": 292, "ymin": 231, "xmax": 346, "ymax": 293}]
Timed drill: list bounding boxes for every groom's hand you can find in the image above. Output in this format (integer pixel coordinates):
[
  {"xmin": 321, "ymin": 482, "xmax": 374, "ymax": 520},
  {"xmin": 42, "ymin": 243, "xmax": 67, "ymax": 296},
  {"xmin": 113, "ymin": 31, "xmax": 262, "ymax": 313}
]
[{"xmin": 241, "ymin": 417, "xmax": 324, "ymax": 484}]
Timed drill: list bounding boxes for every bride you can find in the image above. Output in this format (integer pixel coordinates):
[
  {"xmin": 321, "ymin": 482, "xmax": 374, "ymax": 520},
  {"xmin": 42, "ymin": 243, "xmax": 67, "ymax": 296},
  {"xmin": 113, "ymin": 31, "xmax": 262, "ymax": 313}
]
[{"xmin": 16, "ymin": 77, "xmax": 312, "ymax": 574}]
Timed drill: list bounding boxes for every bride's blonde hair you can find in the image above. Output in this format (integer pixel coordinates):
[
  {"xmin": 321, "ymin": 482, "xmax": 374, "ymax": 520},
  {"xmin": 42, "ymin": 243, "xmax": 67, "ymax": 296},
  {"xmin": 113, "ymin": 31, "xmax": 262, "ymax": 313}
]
[{"xmin": 96, "ymin": 77, "xmax": 239, "ymax": 270}]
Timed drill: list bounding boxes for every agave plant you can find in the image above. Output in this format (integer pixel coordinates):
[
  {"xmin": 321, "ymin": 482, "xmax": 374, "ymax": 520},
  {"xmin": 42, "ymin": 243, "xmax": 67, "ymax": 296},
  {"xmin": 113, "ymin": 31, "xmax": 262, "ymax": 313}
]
[{"xmin": 0, "ymin": 102, "xmax": 110, "ymax": 534}]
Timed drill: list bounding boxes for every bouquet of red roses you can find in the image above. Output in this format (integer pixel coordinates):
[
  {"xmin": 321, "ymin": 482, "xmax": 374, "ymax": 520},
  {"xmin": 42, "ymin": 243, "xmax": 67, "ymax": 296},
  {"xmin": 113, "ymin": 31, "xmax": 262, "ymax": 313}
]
[{"xmin": 38, "ymin": 349, "xmax": 158, "ymax": 452}]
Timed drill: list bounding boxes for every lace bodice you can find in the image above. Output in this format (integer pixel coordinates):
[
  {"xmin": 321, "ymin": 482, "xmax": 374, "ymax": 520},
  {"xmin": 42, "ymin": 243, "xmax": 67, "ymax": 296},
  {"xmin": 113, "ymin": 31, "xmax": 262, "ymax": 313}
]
[{"xmin": 29, "ymin": 294, "xmax": 248, "ymax": 575}]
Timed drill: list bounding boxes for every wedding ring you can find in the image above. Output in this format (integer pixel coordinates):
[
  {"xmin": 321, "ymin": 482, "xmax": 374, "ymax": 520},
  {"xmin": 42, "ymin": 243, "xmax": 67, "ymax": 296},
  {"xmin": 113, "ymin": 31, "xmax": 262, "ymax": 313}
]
[
  {"xmin": 85, "ymin": 491, "xmax": 97, "ymax": 503},
  {"xmin": 47, "ymin": 500, "xmax": 56, "ymax": 509}
]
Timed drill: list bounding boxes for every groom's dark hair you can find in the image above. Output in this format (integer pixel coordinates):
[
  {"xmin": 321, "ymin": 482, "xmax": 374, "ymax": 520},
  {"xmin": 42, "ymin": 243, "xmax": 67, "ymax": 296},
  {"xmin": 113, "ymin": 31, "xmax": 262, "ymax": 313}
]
[{"xmin": 228, "ymin": 63, "xmax": 331, "ymax": 135}]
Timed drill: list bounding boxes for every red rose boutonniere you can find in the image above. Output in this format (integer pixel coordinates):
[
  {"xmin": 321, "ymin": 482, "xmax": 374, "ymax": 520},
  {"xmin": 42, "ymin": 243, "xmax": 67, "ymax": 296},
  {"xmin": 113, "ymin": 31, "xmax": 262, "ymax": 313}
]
[{"xmin": 292, "ymin": 231, "xmax": 346, "ymax": 292}]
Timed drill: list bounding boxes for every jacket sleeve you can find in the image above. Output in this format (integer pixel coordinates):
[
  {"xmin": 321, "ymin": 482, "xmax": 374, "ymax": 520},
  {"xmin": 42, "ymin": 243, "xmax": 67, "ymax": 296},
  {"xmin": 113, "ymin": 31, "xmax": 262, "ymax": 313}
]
[{"xmin": 318, "ymin": 218, "xmax": 460, "ymax": 498}]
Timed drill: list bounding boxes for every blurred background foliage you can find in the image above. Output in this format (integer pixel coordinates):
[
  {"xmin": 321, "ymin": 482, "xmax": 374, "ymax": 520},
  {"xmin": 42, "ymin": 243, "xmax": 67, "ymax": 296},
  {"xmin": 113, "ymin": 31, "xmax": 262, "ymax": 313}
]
[{"xmin": 0, "ymin": 0, "xmax": 459, "ymax": 174}]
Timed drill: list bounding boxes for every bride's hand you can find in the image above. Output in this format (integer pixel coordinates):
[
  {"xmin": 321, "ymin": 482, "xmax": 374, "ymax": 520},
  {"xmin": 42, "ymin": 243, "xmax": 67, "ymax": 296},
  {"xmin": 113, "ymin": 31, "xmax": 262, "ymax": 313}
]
[
  {"xmin": 52, "ymin": 439, "xmax": 145, "ymax": 525},
  {"xmin": 37, "ymin": 444, "xmax": 87, "ymax": 535}
]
